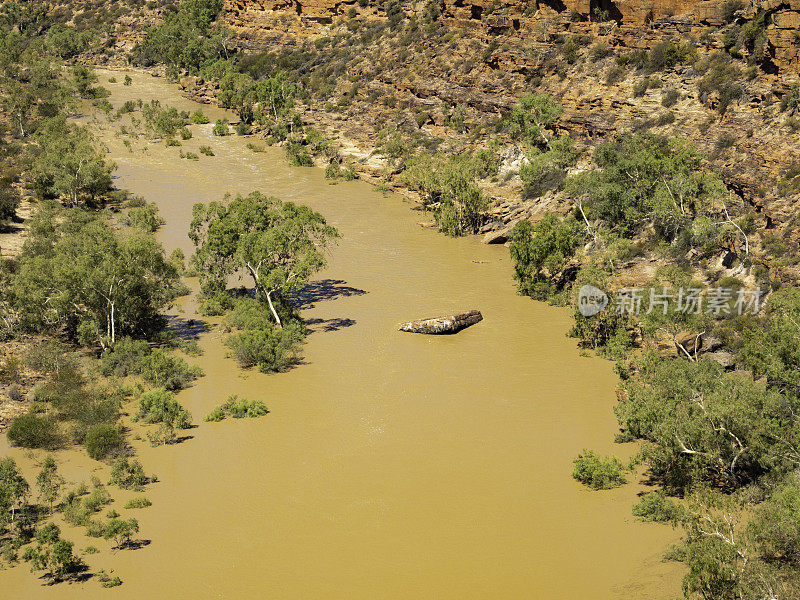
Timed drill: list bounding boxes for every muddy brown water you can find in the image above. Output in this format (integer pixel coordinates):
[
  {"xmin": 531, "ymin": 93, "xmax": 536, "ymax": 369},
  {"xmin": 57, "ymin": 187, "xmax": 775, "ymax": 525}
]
[{"xmin": 0, "ymin": 70, "xmax": 682, "ymax": 599}]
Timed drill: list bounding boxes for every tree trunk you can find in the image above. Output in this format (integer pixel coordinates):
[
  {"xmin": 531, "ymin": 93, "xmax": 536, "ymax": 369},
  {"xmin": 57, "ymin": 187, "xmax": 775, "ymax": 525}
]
[{"xmin": 266, "ymin": 290, "xmax": 282, "ymax": 329}]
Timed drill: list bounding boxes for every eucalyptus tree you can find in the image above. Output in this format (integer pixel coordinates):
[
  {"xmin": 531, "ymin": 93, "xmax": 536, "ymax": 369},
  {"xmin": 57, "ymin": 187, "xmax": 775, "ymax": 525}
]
[
  {"xmin": 0, "ymin": 456, "xmax": 29, "ymax": 529},
  {"xmin": 36, "ymin": 456, "xmax": 64, "ymax": 514},
  {"xmin": 190, "ymin": 191, "xmax": 338, "ymax": 327},
  {"xmin": 11, "ymin": 210, "xmax": 179, "ymax": 347},
  {"xmin": 31, "ymin": 116, "xmax": 114, "ymax": 205}
]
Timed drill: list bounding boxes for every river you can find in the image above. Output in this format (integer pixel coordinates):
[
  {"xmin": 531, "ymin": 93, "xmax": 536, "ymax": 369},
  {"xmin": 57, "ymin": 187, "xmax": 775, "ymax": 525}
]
[{"xmin": 0, "ymin": 69, "xmax": 681, "ymax": 599}]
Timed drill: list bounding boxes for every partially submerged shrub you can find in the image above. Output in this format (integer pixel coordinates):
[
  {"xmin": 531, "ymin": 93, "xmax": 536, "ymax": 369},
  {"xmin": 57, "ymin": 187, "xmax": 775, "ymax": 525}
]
[
  {"xmin": 136, "ymin": 388, "xmax": 192, "ymax": 429},
  {"xmin": 84, "ymin": 424, "xmax": 125, "ymax": 460},
  {"xmin": 632, "ymin": 490, "xmax": 684, "ymax": 522},
  {"xmin": 124, "ymin": 496, "xmax": 152, "ymax": 509},
  {"xmin": 205, "ymin": 395, "xmax": 269, "ymax": 422},
  {"xmin": 109, "ymin": 457, "xmax": 148, "ymax": 490},
  {"xmin": 138, "ymin": 349, "xmax": 203, "ymax": 390},
  {"xmin": 572, "ymin": 450, "xmax": 627, "ymax": 489}
]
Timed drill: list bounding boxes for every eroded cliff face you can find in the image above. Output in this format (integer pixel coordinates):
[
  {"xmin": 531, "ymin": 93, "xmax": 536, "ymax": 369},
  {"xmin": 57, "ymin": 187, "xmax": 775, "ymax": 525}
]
[
  {"xmin": 223, "ymin": 0, "xmax": 800, "ymax": 71},
  {"xmin": 212, "ymin": 0, "xmax": 800, "ymax": 253}
]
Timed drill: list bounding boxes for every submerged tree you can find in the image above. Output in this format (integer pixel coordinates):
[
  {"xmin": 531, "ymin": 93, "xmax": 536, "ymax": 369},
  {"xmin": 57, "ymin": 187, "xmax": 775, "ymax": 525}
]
[
  {"xmin": 36, "ymin": 456, "xmax": 64, "ymax": 514},
  {"xmin": 189, "ymin": 191, "xmax": 338, "ymax": 327}
]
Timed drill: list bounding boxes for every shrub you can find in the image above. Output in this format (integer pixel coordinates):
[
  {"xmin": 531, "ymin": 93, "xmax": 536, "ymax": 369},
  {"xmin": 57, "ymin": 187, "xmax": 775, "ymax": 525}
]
[
  {"xmin": 589, "ymin": 41, "xmax": 613, "ymax": 61},
  {"xmin": 190, "ymin": 110, "xmax": 209, "ymax": 124},
  {"xmin": 646, "ymin": 41, "xmax": 694, "ymax": 72},
  {"xmin": 205, "ymin": 395, "xmax": 268, "ymax": 421},
  {"xmin": 324, "ymin": 162, "xmax": 340, "ymax": 179},
  {"xmin": 199, "ymin": 145, "xmax": 214, "ymax": 156},
  {"xmin": 697, "ymin": 54, "xmax": 744, "ymax": 115},
  {"xmin": 84, "ymin": 424, "xmax": 124, "ymax": 460},
  {"xmin": 109, "ymin": 457, "xmax": 148, "ymax": 490},
  {"xmin": 124, "ymin": 496, "xmax": 152, "ymax": 509},
  {"xmin": 212, "ymin": 119, "xmax": 229, "ymax": 136},
  {"xmin": 286, "ymin": 142, "xmax": 314, "ymax": 166},
  {"xmin": 179, "ymin": 127, "xmax": 192, "ymax": 140},
  {"xmin": 100, "ymin": 337, "xmax": 151, "ymax": 377},
  {"xmin": 661, "ymin": 88, "xmax": 679, "ymax": 107},
  {"xmin": 7, "ymin": 414, "xmax": 60, "ymax": 449},
  {"xmin": 632, "ymin": 491, "xmax": 684, "ymax": 522},
  {"xmin": 572, "ymin": 450, "xmax": 627, "ymax": 489},
  {"xmin": 225, "ymin": 322, "xmax": 305, "ymax": 373},
  {"xmin": 136, "ymin": 388, "xmax": 192, "ymax": 429},
  {"xmin": 126, "ymin": 203, "xmax": 165, "ymax": 232},
  {"xmin": 633, "ymin": 78, "xmax": 650, "ymax": 97},
  {"xmin": 198, "ymin": 289, "xmax": 236, "ymax": 316},
  {"xmin": 63, "ymin": 487, "xmax": 111, "ymax": 526},
  {"xmin": 509, "ymin": 214, "xmax": 584, "ymax": 301},
  {"xmin": 605, "ymin": 64, "xmax": 626, "ymax": 85},
  {"xmin": 138, "ymin": 349, "xmax": 203, "ymax": 390}
]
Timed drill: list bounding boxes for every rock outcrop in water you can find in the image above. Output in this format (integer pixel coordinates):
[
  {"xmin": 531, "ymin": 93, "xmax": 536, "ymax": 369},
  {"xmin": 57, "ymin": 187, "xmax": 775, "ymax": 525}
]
[{"xmin": 399, "ymin": 310, "xmax": 483, "ymax": 334}]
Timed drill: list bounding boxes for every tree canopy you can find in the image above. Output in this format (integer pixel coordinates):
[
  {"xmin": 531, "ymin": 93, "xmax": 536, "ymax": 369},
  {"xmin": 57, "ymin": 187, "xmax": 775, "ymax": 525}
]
[
  {"xmin": 189, "ymin": 191, "xmax": 338, "ymax": 326},
  {"xmin": 9, "ymin": 208, "xmax": 179, "ymax": 347}
]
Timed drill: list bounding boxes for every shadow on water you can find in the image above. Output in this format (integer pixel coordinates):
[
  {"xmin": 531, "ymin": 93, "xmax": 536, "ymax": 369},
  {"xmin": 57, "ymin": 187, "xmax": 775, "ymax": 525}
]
[
  {"xmin": 304, "ymin": 317, "xmax": 357, "ymax": 333},
  {"xmin": 164, "ymin": 315, "xmax": 210, "ymax": 342},
  {"xmin": 293, "ymin": 278, "xmax": 368, "ymax": 309}
]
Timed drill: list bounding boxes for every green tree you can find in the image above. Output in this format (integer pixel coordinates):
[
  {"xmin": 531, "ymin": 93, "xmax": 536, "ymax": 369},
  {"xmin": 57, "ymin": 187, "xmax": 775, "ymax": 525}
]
[
  {"xmin": 618, "ymin": 353, "xmax": 800, "ymax": 491},
  {"xmin": 130, "ymin": 0, "xmax": 228, "ymax": 74},
  {"xmin": 509, "ymin": 214, "xmax": 584, "ymax": 301},
  {"xmin": 22, "ymin": 523, "xmax": 82, "ymax": 580},
  {"xmin": 741, "ymin": 286, "xmax": 800, "ymax": 396},
  {"xmin": 32, "ymin": 116, "xmax": 114, "ymax": 205},
  {"xmin": 568, "ymin": 133, "xmax": 724, "ymax": 238},
  {"xmin": 0, "ymin": 456, "xmax": 29, "ymax": 529},
  {"xmin": 103, "ymin": 517, "xmax": 139, "ymax": 549},
  {"xmin": 36, "ymin": 456, "xmax": 64, "ymax": 514},
  {"xmin": 11, "ymin": 210, "xmax": 179, "ymax": 347},
  {"xmin": 506, "ymin": 94, "xmax": 563, "ymax": 148},
  {"xmin": 190, "ymin": 191, "xmax": 338, "ymax": 327}
]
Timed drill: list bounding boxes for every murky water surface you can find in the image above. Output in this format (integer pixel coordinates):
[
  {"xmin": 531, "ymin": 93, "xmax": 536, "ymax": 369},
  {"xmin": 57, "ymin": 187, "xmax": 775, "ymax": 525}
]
[{"xmin": 1, "ymin": 70, "xmax": 681, "ymax": 599}]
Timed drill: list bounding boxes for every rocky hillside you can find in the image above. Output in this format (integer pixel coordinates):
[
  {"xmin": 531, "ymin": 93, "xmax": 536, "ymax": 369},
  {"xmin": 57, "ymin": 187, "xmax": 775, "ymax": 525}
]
[{"xmin": 199, "ymin": 1, "xmax": 800, "ymax": 269}]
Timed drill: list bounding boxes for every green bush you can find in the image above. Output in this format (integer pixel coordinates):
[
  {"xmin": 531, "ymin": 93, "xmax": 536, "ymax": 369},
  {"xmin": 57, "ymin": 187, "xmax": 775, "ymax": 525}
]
[
  {"xmin": 126, "ymin": 203, "xmax": 165, "ymax": 232},
  {"xmin": 661, "ymin": 88, "xmax": 679, "ymax": 107},
  {"xmin": 632, "ymin": 490, "xmax": 684, "ymax": 522},
  {"xmin": 205, "ymin": 395, "xmax": 268, "ymax": 421},
  {"xmin": 100, "ymin": 337, "xmax": 151, "ymax": 377},
  {"xmin": 190, "ymin": 110, "xmax": 210, "ymax": 124},
  {"xmin": 7, "ymin": 414, "xmax": 60, "ymax": 449},
  {"xmin": 109, "ymin": 457, "xmax": 148, "ymax": 490},
  {"xmin": 136, "ymin": 388, "xmax": 192, "ymax": 429},
  {"xmin": 199, "ymin": 145, "xmax": 214, "ymax": 156},
  {"xmin": 138, "ymin": 349, "xmax": 203, "ymax": 390},
  {"xmin": 286, "ymin": 142, "xmax": 314, "ymax": 166},
  {"xmin": 124, "ymin": 496, "xmax": 152, "ymax": 509},
  {"xmin": 572, "ymin": 450, "xmax": 627, "ymax": 489},
  {"xmin": 63, "ymin": 487, "xmax": 111, "ymax": 526},
  {"xmin": 509, "ymin": 214, "xmax": 584, "ymax": 301},
  {"xmin": 84, "ymin": 424, "xmax": 124, "ymax": 460},
  {"xmin": 225, "ymin": 321, "xmax": 305, "ymax": 373},
  {"xmin": 212, "ymin": 119, "xmax": 229, "ymax": 136}
]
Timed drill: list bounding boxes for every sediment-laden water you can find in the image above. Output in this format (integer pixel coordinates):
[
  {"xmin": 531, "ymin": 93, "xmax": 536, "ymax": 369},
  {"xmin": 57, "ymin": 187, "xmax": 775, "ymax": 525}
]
[{"xmin": 0, "ymin": 70, "xmax": 681, "ymax": 599}]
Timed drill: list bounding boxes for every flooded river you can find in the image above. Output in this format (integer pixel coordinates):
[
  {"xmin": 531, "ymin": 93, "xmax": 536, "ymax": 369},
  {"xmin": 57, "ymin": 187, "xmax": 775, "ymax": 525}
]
[{"xmin": 1, "ymin": 70, "xmax": 681, "ymax": 599}]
